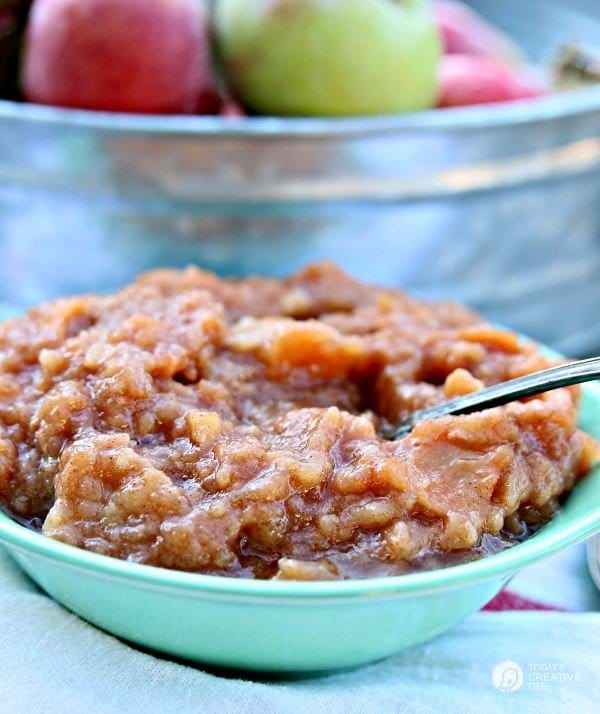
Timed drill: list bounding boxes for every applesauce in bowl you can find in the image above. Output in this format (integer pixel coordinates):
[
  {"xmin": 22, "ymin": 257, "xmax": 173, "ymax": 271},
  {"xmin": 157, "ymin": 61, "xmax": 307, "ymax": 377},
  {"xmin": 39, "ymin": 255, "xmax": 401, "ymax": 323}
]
[{"xmin": 0, "ymin": 263, "xmax": 596, "ymax": 581}]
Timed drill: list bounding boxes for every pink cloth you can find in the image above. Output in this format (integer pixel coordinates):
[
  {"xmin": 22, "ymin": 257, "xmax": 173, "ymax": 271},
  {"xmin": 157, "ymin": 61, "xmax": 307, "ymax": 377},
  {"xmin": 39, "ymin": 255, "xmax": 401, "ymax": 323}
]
[{"xmin": 483, "ymin": 589, "xmax": 566, "ymax": 612}]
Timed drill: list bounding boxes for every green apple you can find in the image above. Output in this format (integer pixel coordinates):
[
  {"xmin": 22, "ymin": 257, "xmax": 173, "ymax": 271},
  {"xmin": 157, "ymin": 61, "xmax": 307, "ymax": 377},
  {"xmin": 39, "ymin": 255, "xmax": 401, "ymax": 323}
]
[{"xmin": 215, "ymin": 0, "xmax": 441, "ymax": 116}]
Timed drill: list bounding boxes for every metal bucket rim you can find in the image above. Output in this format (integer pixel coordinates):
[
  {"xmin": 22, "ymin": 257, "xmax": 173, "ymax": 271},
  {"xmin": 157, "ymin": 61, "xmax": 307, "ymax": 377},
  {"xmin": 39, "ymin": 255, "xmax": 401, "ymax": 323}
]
[{"xmin": 2, "ymin": 87, "xmax": 600, "ymax": 138}]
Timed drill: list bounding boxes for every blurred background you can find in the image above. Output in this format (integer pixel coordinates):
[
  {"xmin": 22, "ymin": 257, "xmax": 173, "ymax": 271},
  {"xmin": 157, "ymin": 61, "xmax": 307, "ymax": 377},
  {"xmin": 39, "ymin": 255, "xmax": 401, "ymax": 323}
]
[{"xmin": 0, "ymin": 0, "xmax": 599, "ymax": 354}]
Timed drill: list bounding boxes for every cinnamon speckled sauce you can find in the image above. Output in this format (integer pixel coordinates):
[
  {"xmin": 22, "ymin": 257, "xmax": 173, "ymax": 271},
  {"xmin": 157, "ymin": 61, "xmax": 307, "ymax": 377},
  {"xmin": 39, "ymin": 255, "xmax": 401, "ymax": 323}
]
[{"xmin": 0, "ymin": 263, "xmax": 596, "ymax": 579}]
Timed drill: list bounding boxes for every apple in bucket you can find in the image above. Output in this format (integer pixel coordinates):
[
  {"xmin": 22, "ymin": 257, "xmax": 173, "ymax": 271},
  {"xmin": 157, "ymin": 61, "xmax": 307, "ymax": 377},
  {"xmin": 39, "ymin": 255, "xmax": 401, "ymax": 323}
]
[
  {"xmin": 22, "ymin": 0, "xmax": 219, "ymax": 114},
  {"xmin": 215, "ymin": 0, "xmax": 441, "ymax": 116}
]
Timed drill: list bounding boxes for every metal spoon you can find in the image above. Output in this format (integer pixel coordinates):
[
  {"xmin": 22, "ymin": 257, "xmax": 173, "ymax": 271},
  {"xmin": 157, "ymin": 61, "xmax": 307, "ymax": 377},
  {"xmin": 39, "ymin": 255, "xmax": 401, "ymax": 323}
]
[
  {"xmin": 391, "ymin": 355, "xmax": 600, "ymax": 439},
  {"xmin": 0, "ymin": 503, "xmax": 43, "ymax": 530}
]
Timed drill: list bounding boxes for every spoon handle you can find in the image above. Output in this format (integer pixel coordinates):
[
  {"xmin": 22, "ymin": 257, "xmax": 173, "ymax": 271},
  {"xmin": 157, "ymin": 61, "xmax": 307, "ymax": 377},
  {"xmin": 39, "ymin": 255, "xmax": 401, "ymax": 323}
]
[
  {"xmin": 0, "ymin": 502, "xmax": 36, "ymax": 529},
  {"xmin": 392, "ymin": 355, "xmax": 600, "ymax": 439}
]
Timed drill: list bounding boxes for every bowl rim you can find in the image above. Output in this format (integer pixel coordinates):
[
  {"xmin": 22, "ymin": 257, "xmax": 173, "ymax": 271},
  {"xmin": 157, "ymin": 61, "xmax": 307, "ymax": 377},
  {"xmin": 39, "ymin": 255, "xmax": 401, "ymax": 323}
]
[
  {"xmin": 1, "ymin": 86, "xmax": 600, "ymax": 137},
  {"xmin": 1, "ymin": 379, "xmax": 599, "ymax": 601}
]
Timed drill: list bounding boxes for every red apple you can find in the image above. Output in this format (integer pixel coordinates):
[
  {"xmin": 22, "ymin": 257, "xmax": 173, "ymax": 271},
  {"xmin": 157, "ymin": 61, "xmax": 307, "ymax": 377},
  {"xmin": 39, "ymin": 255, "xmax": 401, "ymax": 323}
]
[
  {"xmin": 438, "ymin": 55, "xmax": 544, "ymax": 108},
  {"xmin": 434, "ymin": 0, "xmax": 523, "ymax": 67},
  {"xmin": 23, "ymin": 0, "xmax": 220, "ymax": 114}
]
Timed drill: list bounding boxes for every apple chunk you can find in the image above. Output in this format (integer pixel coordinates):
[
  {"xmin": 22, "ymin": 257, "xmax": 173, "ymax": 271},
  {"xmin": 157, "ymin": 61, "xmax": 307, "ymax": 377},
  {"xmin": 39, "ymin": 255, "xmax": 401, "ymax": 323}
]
[{"xmin": 23, "ymin": 0, "xmax": 219, "ymax": 114}]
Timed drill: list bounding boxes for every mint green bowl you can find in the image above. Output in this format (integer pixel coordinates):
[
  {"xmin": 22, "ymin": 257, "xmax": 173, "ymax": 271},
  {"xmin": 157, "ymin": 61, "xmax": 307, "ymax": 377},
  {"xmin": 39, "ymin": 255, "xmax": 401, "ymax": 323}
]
[{"xmin": 0, "ymin": 385, "xmax": 599, "ymax": 672}]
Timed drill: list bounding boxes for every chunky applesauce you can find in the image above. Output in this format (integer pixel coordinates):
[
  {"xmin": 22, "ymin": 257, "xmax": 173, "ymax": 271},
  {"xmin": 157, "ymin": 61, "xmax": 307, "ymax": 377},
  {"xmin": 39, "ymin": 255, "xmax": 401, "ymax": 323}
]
[{"xmin": 0, "ymin": 264, "xmax": 595, "ymax": 579}]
